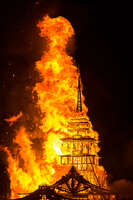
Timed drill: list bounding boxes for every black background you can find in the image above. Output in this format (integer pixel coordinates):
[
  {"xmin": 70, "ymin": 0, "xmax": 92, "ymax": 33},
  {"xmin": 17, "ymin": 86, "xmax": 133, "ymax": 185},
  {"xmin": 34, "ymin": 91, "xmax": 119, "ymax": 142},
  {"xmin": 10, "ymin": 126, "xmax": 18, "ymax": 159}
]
[{"xmin": 0, "ymin": 0, "xmax": 130, "ymax": 196}]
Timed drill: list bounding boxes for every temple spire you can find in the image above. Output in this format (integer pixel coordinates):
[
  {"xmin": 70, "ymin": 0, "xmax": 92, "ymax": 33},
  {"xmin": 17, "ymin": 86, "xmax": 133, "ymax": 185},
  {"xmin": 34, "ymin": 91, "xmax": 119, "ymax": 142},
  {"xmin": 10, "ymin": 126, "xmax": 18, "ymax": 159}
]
[{"xmin": 76, "ymin": 67, "xmax": 82, "ymax": 112}]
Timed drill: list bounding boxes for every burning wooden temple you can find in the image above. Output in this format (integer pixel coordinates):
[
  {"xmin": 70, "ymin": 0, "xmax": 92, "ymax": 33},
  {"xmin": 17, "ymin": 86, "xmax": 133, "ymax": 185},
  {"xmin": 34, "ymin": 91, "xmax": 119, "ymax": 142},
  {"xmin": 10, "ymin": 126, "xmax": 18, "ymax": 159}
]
[{"xmin": 6, "ymin": 71, "xmax": 119, "ymax": 200}]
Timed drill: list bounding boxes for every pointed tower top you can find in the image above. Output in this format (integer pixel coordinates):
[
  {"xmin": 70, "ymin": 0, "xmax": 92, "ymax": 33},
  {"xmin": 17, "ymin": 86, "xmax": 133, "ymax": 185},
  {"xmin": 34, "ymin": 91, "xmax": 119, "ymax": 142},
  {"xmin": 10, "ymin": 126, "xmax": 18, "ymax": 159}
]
[{"xmin": 76, "ymin": 66, "xmax": 82, "ymax": 112}]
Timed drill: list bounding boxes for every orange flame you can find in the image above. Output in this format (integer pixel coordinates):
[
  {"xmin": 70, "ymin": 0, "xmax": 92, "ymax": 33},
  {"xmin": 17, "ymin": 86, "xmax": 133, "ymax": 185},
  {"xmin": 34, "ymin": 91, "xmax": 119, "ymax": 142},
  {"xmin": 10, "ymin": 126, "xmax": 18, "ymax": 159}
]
[
  {"xmin": 4, "ymin": 112, "xmax": 23, "ymax": 126},
  {"xmin": 5, "ymin": 15, "xmax": 106, "ymax": 198}
]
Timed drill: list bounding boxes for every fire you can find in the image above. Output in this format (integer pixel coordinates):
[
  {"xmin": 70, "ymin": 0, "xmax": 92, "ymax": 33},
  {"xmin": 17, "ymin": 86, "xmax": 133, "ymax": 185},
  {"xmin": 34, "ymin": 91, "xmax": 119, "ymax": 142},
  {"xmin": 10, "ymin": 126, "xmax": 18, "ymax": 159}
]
[
  {"xmin": 4, "ymin": 15, "xmax": 106, "ymax": 198},
  {"xmin": 4, "ymin": 112, "xmax": 23, "ymax": 126}
]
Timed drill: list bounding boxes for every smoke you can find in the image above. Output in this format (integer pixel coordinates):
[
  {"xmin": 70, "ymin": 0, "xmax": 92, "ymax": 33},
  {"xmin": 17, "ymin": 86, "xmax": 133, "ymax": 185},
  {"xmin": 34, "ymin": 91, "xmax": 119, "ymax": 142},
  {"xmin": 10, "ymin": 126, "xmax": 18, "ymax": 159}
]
[{"xmin": 111, "ymin": 179, "xmax": 133, "ymax": 198}]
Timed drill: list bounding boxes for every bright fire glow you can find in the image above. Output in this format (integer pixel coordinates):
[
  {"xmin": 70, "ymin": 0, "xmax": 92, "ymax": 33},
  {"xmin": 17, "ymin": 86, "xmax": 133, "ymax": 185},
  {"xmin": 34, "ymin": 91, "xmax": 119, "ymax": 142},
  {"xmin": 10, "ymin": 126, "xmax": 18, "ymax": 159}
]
[{"xmin": 4, "ymin": 15, "xmax": 107, "ymax": 198}]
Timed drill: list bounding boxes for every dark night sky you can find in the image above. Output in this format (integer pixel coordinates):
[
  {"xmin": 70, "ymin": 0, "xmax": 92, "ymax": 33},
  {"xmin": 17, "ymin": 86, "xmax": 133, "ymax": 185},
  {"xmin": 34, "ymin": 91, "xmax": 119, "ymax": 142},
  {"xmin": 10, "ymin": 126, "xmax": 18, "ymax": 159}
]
[{"xmin": 0, "ymin": 0, "xmax": 130, "ymax": 197}]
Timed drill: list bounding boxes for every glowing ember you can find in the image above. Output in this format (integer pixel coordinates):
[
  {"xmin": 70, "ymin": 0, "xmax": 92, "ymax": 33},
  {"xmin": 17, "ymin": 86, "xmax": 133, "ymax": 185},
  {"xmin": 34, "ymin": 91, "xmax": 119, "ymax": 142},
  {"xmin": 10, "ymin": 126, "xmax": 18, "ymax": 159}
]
[
  {"xmin": 4, "ymin": 112, "xmax": 23, "ymax": 126},
  {"xmin": 4, "ymin": 15, "xmax": 107, "ymax": 198}
]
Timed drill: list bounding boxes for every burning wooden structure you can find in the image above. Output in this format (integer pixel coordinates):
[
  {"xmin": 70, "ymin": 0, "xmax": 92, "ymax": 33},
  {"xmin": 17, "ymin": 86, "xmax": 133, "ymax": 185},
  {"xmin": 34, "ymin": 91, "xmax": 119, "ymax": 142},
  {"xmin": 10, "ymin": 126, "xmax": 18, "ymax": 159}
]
[
  {"xmin": 8, "ymin": 70, "xmax": 118, "ymax": 200},
  {"xmin": 59, "ymin": 70, "xmax": 107, "ymax": 187},
  {"xmin": 11, "ymin": 167, "xmax": 117, "ymax": 200}
]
